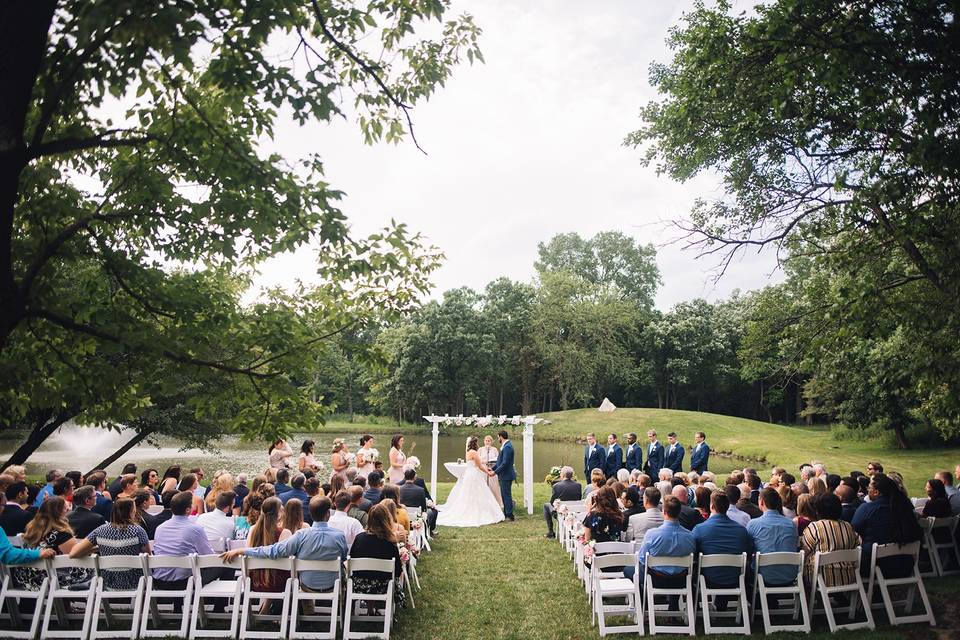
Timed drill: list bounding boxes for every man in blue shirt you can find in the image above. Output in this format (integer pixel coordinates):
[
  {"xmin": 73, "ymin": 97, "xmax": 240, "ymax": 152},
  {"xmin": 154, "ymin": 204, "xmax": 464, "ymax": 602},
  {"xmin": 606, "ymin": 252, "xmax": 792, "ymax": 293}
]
[
  {"xmin": 32, "ymin": 469, "xmax": 63, "ymax": 508},
  {"xmin": 280, "ymin": 473, "xmax": 310, "ymax": 505},
  {"xmin": 274, "ymin": 468, "xmax": 293, "ymax": 495},
  {"xmin": 363, "ymin": 471, "xmax": 384, "ymax": 506},
  {"xmin": 627, "ymin": 496, "xmax": 695, "ymax": 594},
  {"xmin": 746, "ymin": 487, "xmax": 799, "ymax": 587},
  {"xmin": 222, "ymin": 496, "xmax": 347, "ymax": 592},
  {"xmin": 693, "ymin": 492, "xmax": 753, "ymax": 590}
]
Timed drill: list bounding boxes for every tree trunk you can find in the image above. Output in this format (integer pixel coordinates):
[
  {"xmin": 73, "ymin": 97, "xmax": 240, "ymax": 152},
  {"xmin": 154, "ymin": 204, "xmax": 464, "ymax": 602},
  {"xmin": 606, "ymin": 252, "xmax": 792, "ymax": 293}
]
[
  {"xmin": 86, "ymin": 428, "xmax": 157, "ymax": 475},
  {"xmin": 892, "ymin": 421, "xmax": 909, "ymax": 449},
  {"xmin": 1, "ymin": 410, "xmax": 72, "ymax": 471}
]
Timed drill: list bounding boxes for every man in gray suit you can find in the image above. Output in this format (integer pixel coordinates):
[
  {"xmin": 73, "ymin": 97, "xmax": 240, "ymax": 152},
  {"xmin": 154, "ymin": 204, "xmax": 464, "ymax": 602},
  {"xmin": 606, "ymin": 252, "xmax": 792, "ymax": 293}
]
[
  {"xmin": 543, "ymin": 466, "xmax": 582, "ymax": 538},
  {"xmin": 627, "ymin": 487, "xmax": 664, "ymax": 543}
]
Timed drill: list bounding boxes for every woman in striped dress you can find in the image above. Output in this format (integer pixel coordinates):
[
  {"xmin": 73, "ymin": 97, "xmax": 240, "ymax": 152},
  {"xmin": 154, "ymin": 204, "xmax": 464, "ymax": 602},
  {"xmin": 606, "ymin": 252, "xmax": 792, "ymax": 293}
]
[{"xmin": 800, "ymin": 492, "xmax": 860, "ymax": 587}]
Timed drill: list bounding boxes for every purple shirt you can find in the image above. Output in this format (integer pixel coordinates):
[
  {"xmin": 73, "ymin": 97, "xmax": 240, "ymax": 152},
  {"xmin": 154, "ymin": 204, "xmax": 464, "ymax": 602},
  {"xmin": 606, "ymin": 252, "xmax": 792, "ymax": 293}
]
[{"xmin": 151, "ymin": 515, "xmax": 214, "ymax": 581}]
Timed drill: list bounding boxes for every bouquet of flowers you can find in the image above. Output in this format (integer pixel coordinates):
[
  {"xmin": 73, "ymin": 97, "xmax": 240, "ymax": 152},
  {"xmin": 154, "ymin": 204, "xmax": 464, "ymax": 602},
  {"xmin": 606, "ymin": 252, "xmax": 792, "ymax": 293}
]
[
  {"xmin": 403, "ymin": 456, "xmax": 421, "ymax": 471},
  {"xmin": 398, "ymin": 543, "xmax": 410, "ymax": 564},
  {"xmin": 582, "ymin": 539, "xmax": 596, "ymax": 559}
]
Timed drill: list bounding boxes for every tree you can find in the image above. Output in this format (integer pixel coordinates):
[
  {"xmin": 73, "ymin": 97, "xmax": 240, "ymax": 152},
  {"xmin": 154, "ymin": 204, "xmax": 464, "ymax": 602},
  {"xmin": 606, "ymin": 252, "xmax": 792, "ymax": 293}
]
[
  {"xmin": 629, "ymin": 0, "xmax": 960, "ymax": 440},
  {"xmin": 536, "ymin": 231, "xmax": 660, "ymax": 310}
]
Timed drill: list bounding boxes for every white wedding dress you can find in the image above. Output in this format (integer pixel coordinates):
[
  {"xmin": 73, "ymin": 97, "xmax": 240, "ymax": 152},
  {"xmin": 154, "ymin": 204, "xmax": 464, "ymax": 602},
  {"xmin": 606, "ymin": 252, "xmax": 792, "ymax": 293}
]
[{"xmin": 437, "ymin": 453, "xmax": 505, "ymax": 527}]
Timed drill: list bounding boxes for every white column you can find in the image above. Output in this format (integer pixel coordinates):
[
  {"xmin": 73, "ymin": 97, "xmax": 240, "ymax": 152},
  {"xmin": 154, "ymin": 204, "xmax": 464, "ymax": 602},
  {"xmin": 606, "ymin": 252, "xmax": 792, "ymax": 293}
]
[
  {"xmin": 523, "ymin": 415, "xmax": 535, "ymax": 515},
  {"xmin": 424, "ymin": 415, "xmax": 441, "ymax": 501}
]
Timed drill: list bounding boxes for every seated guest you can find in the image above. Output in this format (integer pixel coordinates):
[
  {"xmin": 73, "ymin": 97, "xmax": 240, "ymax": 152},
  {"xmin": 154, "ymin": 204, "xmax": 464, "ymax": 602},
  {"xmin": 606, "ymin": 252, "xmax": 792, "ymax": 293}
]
[
  {"xmin": 274, "ymin": 468, "xmax": 293, "ymax": 495},
  {"xmin": 52, "ymin": 477, "xmax": 74, "ymax": 508},
  {"xmin": 399, "ymin": 467, "xmax": 434, "ymax": 502},
  {"xmin": 68, "ymin": 485, "xmax": 106, "ymax": 539},
  {"xmin": 159, "ymin": 465, "xmax": 182, "ymax": 494},
  {"xmin": 132, "ymin": 489, "xmax": 155, "ymax": 531},
  {"xmin": 348, "ymin": 503, "xmax": 405, "ymax": 616},
  {"xmin": 836, "ymin": 484, "xmax": 859, "ymax": 523},
  {"xmin": 196, "ymin": 490, "xmax": 237, "ymax": 542},
  {"xmin": 694, "ymin": 486, "xmax": 712, "ymax": 521},
  {"xmin": 69, "ymin": 497, "xmax": 150, "ymax": 589},
  {"xmin": 736, "ymin": 483, "xmax": 762, "ymax": 519},
  {"xmin": 363, "ymin": 471, "xmax": 384, "ymax": 506},
  {"xmin": 235, "ymin": 493, "xmax": 264, "ymax": 541},
  {"xmin": 189, "ymin": 467, "xmax": 207, "ymax": 501},
  {"xmin": 693, "ymin": 492, "xmax": 752, "ymax": 603},
  {"xmin": 4, "ymin": 465, "xmax": 27, "ymax": 483},
  {"xmin": 283, "ymin": 498, "xmax": 310, "ymax": 535},
  {"xmin": 779, "ymin": 484, "xmax": 798, "ymax": 519},
  {"xmin": 329, "ymin": 490, "xmax": 364, "ymax": 546},
  {"xmin": 140, "ymin": 468, "xmax": 161, "ymax": 503},
  {"xmin": 628, "ymin": 496, "xmax": 696, "ymax": 588},
  {"xmin": 350, "ymin": 477, "xmax": 370, "ymax": 510},
  {"xmin": 281, "ymin": 473, "xmax": 310, "ymax": 505},
  {"xmin": 922, "ymin": 478, "xmax": 952, "ymax": 518},
  {"xmin": 33, "ymin": 469, "xmax": 63, "ymax": 508},
  {"xmin": 794, "ymin": 494, "xmax": 816, "ymax": 535},
  {"xmin": 801, "ymin": 493, "xmax": 860, "ymax": 586},
  {"xmin": 936, "ymin": 470, "xmax": 957, "ymax": 498},
  {"xmin": 327, "ymin": 474, "xmax": 347, "ymax": 500},
  {"xmin": 14, "ymin": 496, "xmax": 85, "ymax": 590},
  {"xmin": 1, "ymin": 493, "xmax": 55, "ymax": 565},
  {"xmin": 233, "ymin": 473, "xmax": 249, "ymax": 514},
  {"xmin": 0, "ymin": 481, "xmax": 35, "ymax": 535},
  {"xmin": 671, "ymin": 485, "xmax": 705, "ymax": 530},
  {"xmin": 116, "ymin": 474, "xmax": 139, "ymax": 499},
  {"xmin": 107, "ymin": 464, "xmax": 137, "ymax": 497},
  {"xmin": 399, "ymin": 469, "xmax": 438, "ymax": 534},
  {"xmin": 302, "ymin": 477, "xmax": 322, "ymax": 523},
  {"xmin": 852, "ymin": 474, "xmax": 922, "ymax": 577},
  {"xmin": 747, "ymin": 487, "xmax": 800, "ymax": 587},
  {"xmin": 544, "ymin": 466, "xmax": 583, "ymax": 539},
  {"xmin": 245, "ymin": 497, "xmax": 290, "ymax": 599},
  {"xmin": 152, "ymin": 492, "xmax": 219, "ymax": 591},
  {"xmin": 222, "ymin": 497, "xmax": 348, "ymax": 596},
  {"xmin": 627, "ymin": 487, "xmax": 664, "ymax": 543},
  {"xmin": 203, "ymin": 471, "xmax": 234, "ymax": 512},
  {"xmin": 176, "ymin": 473, "xmax": 204, "ymax": 515},
  {"xmin": 581, "ymin": 486, "xmax": 624, "ymax": 544},
  {"xmin": 347, "ymin": 486, "xmax": 369, "ymax": 526},
  {"xmin": 145, "ymin": 489, "xmax": 176, "ymax": 539},
  {"xmin": 584, "ymin": 469, "xmax": 606, "ymax": 499},
  {"xmin": 622, "ymin": 486, "xmax": 645, "ymax": 522},
  {"xmin": 826, "ymin": 474, "xmax": 841, "ymax": 493},
  {"xmin": 724, "ymin": 485, "xmax": 751, "ymax": 527},
  {"xmin": 655, "ymin": 469, "xmax": 674, "ymax": 500},
  {"xmin": 380, "ymin": 484, "xmax": 410, "ymax": 532},
  {"xmin": 85, "ymin": 471, "xmax": 114, "ymax": 520}
]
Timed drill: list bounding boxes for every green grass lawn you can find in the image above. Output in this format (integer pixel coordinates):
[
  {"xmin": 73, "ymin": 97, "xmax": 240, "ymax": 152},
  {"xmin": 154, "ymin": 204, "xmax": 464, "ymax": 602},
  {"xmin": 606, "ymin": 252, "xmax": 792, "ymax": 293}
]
[{"xmin": 392, "ymin": 482, "xmax": 959, "ymax": 640}]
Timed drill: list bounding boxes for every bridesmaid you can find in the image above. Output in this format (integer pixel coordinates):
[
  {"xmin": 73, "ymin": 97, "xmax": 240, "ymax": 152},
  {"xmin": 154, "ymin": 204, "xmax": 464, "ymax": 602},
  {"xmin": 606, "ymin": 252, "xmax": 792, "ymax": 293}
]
[
  {"xmin": 268, "ymin": 438, "xmax": 294, "ymax": 470},
  {"xmin": 298, "ymin": 440, "xmax": 319, "ymax": 473},
  {"xmin": 355, "ymin": 435, "xmax": 378, "ymax": 478},
  {"xmin": 479, "ymin": 435, "xmax": 503, "ymax": 508},
  {"xmin": 330, "ymin": 439, "xmax": 350, "ymax": 483},
  {"xmin": 388, "ymin": 434, "xmax": 406, "ymax": 485}
]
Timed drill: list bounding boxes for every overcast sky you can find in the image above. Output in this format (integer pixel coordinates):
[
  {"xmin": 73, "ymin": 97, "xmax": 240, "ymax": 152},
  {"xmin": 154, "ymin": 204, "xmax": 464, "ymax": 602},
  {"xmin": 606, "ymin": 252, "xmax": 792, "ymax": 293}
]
[{"xmin": 255, "ymin": 0, "xmax": 781, "ymax": 311}]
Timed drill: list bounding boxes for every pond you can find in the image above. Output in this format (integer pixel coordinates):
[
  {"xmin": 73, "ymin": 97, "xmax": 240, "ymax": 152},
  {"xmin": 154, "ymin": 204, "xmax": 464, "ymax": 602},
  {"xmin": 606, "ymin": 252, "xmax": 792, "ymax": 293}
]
[{"xmin": 3, "ymin": 424, "xmax": 744, "ymax": 482}]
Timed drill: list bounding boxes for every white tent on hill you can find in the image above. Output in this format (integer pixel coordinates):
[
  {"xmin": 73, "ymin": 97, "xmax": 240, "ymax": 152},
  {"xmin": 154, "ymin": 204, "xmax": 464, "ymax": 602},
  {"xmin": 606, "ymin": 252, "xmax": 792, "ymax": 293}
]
[{"xmin": 598, "ymin": 397, "xmax": 616, "ymax": 412}]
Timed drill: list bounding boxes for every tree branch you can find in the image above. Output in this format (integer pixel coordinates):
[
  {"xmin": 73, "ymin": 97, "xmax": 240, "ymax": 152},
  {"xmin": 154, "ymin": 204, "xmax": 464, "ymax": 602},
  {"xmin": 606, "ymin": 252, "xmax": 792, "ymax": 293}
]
[{"xmin": 29, "ymin": 131, "xmax": 156, "ymax": 159}]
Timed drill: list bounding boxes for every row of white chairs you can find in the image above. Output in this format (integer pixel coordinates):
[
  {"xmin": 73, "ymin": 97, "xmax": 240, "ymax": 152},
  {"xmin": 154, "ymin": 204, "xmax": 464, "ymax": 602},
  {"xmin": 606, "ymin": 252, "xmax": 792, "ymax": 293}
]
[
  {"xmin": 0, "ymin": 553, "xmax": 403, "ymax": 640},
  {"xmin": 553, "ymin": 500, "xmax": 938, "ymax": 636}
]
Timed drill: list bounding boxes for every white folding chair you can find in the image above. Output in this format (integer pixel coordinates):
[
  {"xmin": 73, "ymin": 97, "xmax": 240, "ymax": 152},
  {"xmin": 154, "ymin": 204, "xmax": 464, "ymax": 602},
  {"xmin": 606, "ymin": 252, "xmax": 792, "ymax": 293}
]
[
  {"xmin": 0, "ymin": 559, "xmax": 50, "ymax": 639},
  {"xmin": 227, "ymin": 540, "xmax": 247, "ymax": 551},
  {"xmin": 591, "ymin": 553, "xmax": 643, "ymax": 636},
  {"xmin": 751, "ymin": 551, "xmax": 810, "ymax": 634},
  {"xmin": 206, "ymin": 538, "xmax": 226, "ymax": 553},
  {"xmin": 342, "ymin": 558, "xmax": 395, "ymax": 640},
  {"xmin": 643, "ymin": 553, "xmax": 695, "ymax": 636},
  {"xmin": 587, "ymin": 542, "xmax": 635, "ymax": 605},
  {"xmin": 865, "ymin": 541, "xmax": 935, "ymax": 626},
  {"xmin": 922, "ymin": 515, "xmax": 960, "ymax": 576},
  {"xmin": 139, "ymin": 554, "xmax": 194, "ymax": 639},
  {"xmin": 89, "ymin": 554, "xmax": 147, "ymax": 640},
  {"xmin": 288, "ymin": 559, "xmax": 342, "ymax": 640},
  {"xmin": 809, "ymin": 548, "xmax": 874, "ymax": 632},
  {"xmin": 40, "ymin": 555, "xmax": 98, "ymax": 640},
  {"xmin": 189, "ymin": 554, "xmax": 242, "ymax": 639},
  {"xmin": 556, "ymin": 500, "xmax": 585, "ymax": 547},
  {"xmin": 696, "ymin": 552, "xmax": 750, "ymax": 634},
  {"xmin": 238, "ymin": 556, "xmax": 293, "ymax": 639}
]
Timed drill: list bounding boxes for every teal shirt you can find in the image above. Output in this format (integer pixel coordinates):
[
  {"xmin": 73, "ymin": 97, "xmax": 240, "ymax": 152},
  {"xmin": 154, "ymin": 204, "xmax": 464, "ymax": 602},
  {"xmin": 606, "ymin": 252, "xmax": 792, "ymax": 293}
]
[{"xmin": 0, "ymin": 526, "xmax": 41, "ymax": 565}]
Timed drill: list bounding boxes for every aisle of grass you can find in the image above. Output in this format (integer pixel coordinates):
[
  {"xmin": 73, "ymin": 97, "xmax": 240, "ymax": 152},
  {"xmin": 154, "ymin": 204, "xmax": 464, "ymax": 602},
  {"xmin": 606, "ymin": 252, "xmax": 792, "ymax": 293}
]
[{"xmin": 394, "ymin": 483, "xmax": 958, "ymax": 640}]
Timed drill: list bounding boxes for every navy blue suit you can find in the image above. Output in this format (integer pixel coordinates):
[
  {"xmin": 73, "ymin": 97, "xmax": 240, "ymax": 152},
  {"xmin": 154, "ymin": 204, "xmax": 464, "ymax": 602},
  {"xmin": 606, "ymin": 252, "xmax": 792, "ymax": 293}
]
[
  {"xmin": 689, "ymin": 442, "xmax": 710, "ymax": 473},
  {"xmin": 492, "ymin": 440, "xmax": 516, "ymax": 518},
  {"xmin": 644, "ymin": 441, "xmax": 665, "ymax": 479},
  {"xmin": 604, "ymin": 443, "xmax": 624, "ymax": 478},
  {"xmin": 665, "ymin": 442, "xmax": 685, "ymax": 474},
  {"xmin": 624, "ymin": 442, "xmax": 642, "ymax": 473},
  {"xmin": 583, "ymin": 444, "xmax": 605, "ymax": 479}
]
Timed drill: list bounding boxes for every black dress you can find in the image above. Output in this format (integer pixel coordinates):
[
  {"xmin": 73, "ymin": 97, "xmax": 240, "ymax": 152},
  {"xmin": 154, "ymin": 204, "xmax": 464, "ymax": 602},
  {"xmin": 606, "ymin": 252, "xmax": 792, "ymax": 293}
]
[{"xmin": 349, "ymin": 532, "xmax": 405, "ymax": 614}]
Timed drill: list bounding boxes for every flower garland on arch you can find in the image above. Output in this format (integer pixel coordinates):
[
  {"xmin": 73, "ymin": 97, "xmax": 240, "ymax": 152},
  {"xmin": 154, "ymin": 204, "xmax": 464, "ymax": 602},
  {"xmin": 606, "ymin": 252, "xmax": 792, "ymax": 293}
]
[{"xmin": 433, "ymin": 414, "xmax": 551, "ymax": 431}]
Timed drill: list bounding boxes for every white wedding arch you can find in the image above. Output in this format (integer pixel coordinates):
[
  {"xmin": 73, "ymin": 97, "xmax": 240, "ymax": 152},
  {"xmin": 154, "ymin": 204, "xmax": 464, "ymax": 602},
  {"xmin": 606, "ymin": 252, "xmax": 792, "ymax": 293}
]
[{"xmin": 422, "ymin": 414, "xmax": 539, "ymax": 515}]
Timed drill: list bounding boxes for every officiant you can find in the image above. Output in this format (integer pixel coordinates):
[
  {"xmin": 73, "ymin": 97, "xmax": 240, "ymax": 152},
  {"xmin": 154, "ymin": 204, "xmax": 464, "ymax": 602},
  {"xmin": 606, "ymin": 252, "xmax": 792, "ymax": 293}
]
[{"xmin": 479, "ymin": 435, "xmax": 503, "ymax": 508}]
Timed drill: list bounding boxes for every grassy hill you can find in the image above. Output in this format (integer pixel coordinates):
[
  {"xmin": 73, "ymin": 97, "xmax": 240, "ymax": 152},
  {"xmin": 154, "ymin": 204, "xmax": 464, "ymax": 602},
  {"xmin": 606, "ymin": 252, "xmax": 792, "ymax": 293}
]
[{"xmin": 533, "ymin": 408, "xmax": 957, "ymax": 495}]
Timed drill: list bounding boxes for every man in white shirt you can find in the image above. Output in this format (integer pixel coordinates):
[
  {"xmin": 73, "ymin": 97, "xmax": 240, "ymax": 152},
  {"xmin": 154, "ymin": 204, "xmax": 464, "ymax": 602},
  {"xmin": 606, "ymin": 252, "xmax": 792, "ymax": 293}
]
[
  {"xmin": 195, "ymin": 491, "xmax": 236, "ymax": 542},
  {"xmin": 723, "ymin": 485, "xmax": 751, "ymax": 527},
  {"xmin": 329, "ymin": 490, "xmax": 363, "ymax": 546}
]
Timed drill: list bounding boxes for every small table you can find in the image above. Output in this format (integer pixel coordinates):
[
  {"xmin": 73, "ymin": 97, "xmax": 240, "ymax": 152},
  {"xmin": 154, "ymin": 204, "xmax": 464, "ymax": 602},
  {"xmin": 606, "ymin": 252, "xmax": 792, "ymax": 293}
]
[{"xmin": 443, "ymin": 462, "xmax": 468, "ymax": 479}]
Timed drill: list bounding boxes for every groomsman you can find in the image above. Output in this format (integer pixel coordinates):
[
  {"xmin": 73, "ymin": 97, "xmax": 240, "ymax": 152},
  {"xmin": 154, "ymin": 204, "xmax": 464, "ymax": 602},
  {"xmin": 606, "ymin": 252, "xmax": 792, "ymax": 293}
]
[
  {"xmin": 643, "ymin": 430, "xmax": 665, "ymax": 479},
  {"xmin": 665, "ymin": 432, "xmax": 685, "ymax": 473},
  {"xmin": 624, "ymin": 433, "xmax": 642, "ymax": 473},
  {"xmin": 604, "ymin": 434, "xmax": 624, "ymax": 479},
  {"xmin": 689, "ymin": 431, "xmax": 710, "ymax": 473},
  {"xmin": 583, "ymin": 433, "xmax": 605, "ymax": 480}
]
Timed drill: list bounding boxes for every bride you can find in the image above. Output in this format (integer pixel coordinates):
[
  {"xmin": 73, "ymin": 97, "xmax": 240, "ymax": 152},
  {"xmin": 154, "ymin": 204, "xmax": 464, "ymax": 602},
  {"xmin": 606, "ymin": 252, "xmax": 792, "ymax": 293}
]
[{"xmin": 437, "ymin": 436, "xmax": 505, "ymax": 527}]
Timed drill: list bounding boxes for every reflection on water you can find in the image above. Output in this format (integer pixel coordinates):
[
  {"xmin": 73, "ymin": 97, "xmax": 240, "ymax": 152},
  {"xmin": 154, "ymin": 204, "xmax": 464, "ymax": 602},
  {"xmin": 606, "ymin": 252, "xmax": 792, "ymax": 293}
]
[{"xmin": 2, "ymin": 424, "xmax": 742, "ymax": 482}]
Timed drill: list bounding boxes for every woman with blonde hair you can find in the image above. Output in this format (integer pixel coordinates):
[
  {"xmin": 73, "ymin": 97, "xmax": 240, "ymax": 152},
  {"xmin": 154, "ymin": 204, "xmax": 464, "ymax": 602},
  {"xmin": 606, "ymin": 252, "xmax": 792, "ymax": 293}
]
[
  {"xmin": 794, "ymin": 493, "xmax": 816, "ymax": 535},
  {"xmin": 13, "ymin": 497, "xmax": 85, "ymax": 590},
  {"xmin": 348, "ymin": 503, "xmax": 405, "ymax": 616},
  {"xmin": 330, "ymin": 439, "xmax": 350, "ymax": 483},
  {"xmin": 282, "ymin": 498, "xmax": 309, "ymax": 536},
  {"xmin": 328, "ymin": 474, "xmax": 346, "ymax": 499},
  {"xmin": 807, "ymin": 477, "xmax": 828, "ymax": 496},
  {"xmin": 380, "ymin": 484, "xmax": 410, "ymax": 532},
  {"xmin": 205, "ymin": 471, "xmax": 235, "ymax": 511},
  {"xmin": 779, "ymin": 484, "xmax": 798, "ymax": 519}
]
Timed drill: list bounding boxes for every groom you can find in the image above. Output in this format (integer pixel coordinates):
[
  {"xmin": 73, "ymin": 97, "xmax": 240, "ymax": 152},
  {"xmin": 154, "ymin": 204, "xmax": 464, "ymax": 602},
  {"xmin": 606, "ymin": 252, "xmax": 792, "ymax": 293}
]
[{"xmin": 491, "ymin": 430, "xmax": 516, "ymax": 521}]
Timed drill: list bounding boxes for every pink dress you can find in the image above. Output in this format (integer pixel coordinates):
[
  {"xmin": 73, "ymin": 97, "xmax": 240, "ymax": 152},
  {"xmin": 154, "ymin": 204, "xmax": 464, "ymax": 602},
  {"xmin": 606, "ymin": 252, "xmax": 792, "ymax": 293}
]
[{"xmin": 388, "ymin": 447, "xmax": 406, "ymax": 485}]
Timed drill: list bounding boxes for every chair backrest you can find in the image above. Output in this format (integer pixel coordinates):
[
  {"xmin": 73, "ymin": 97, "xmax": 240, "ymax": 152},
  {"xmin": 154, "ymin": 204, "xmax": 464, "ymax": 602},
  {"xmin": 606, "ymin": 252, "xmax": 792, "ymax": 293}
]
[
  {"xmin": 756, "ymin": 551, "xmax": 803, "ymax": 567},
  {"xmin": 347, "ymin": 557, "xmax": 395, "ymax": 576},
  {"xmin": 592, "ymin": 553, "xmax": 637, "ymax": 572},
  {"xmin": 594, "ymin": 541, "xmax": 635, "ymax": 555},
  {"xmin": 293, "ymin": 559, "xmax": 342, "ymax": 575},
  {"xmin": 227, "ymin": 539, "xmax": 247, "ymax": 550},
  {"xmin": 815, "ymin": 547, "xmax": 860, "ymax": 568},
  {"xmin": 560, "ymin": 500, "xmax": 586, "ymax": 508},
  {"xmin": 918, "ymin": 517, "xmax": 933, "ymax": 532},
  {"xmin": 873, "ymin": 541, "xmax": 920, "ymax": 561},
  {"xmin": 48, "ymin": 555, "xmax": 97, "ymax": 589},
  {"xmin": 9, "ymin": 534, "xmax": 23, "ymax": 547},
  {"xmin": 406, "ymin": 507, "xmax": 422, "ymax": 518},
  {"xmin": 96, "ymin": 553, "xmax": 148, "ymax": 571},
  {"xmin": 145, "ymin": 554, "xmax": 195, "ymax": 571},
  {"xmin": 645, "ymin": 553, "xmax": 693, "ymax": 570},
  {"xmin": 930, "ymin": 515, "xmax": 959, "ymax": 534},
  {"xmin": 193, "ymin": 554, "xmax": 237, "ymax": 570},
  {"xmin": 242, "ymin": 556, "xmax": 294, "ymax": 576},
  {"xmin": 206, "ymin": 537, "xmax": 226, "ymax": 552},
  {"xmin": 698, "ymin": 552, "xmax": 747, "ymax": 570}
]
